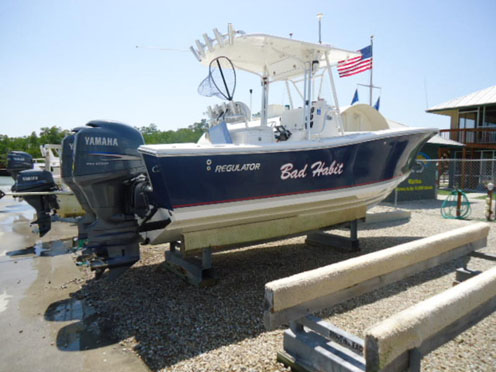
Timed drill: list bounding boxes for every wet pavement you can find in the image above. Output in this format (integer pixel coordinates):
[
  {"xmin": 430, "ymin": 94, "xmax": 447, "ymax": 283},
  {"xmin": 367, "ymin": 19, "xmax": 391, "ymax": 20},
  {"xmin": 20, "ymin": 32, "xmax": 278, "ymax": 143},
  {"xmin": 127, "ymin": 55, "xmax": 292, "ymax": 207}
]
[{"xmin": 0, "ymin": 194, "xmax": 149, "ymax": 372}]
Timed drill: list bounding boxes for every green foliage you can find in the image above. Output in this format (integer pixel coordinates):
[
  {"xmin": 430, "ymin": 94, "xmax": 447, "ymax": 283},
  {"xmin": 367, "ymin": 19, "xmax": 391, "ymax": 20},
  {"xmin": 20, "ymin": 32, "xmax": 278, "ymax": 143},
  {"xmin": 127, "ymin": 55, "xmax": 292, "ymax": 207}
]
[
  {"xmin": 137, "ymin": 119, "xmax": 208, "ymax": 144},
  {"xmin": 0, "ymin": 126, "xmax": 69, "ymax": 167}
]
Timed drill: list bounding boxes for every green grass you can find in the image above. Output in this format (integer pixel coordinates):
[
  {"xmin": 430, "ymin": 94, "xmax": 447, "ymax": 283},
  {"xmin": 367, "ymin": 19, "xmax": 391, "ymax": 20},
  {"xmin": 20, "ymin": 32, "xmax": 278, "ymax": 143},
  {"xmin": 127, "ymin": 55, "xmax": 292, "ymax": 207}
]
[
  {"xmin": 438, "ymin": 189, "xmax": 488, "ymax": 197},
  {"xmin": 437, "ymin": 189, "xmax": 452, "ymax": 196},
  {"xmin": 475, "ymin": 195, "xmax": 489, "ymax": 200}
]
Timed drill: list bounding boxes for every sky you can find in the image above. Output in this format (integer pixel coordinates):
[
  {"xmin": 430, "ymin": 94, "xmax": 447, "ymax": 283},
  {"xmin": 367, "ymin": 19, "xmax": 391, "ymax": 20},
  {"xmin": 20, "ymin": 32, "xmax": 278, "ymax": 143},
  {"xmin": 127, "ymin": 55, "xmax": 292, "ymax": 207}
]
[{"xmin": 0, "ymin": 0, "xmax": 495, "ymax": 137}]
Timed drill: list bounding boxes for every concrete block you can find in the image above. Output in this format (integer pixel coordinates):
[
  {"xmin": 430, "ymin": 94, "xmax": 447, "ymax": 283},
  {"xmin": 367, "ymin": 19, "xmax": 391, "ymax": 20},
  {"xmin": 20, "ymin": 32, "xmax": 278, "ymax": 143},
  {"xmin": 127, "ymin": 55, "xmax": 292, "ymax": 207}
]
[
  {"xmin": 365, "ymin": 209, "xmax": 411, "ymax": 224},
  {"xmin": 365, "ymin": 265, "xmax": 496, "ymax": 371},
  {"xmin": 265, "ymin": 222, "xmax": 489, "ymax": 314}
]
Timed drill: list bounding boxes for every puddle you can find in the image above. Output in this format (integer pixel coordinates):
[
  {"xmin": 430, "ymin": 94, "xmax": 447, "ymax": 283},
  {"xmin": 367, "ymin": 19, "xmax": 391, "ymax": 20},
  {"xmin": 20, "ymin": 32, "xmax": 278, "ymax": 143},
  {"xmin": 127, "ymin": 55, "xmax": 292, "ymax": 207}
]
[
  {"xmin": 0, "ymin": 199, "xmax": 33, "ymax": 212},
  {"xmin": 0, "ymin": 197, "xmax": 34, "ymax": 225},
  {"xmin": 0, "ymin": 211, "xmax": 34, "ymax": 235},
  {"xmin": 0, "ymin": 214, "xmax": 31, "ymax": 227},
  {"xmin": 45, "ymin": 298, "xmax": 95, "ymax": 322},
  {"xmin": 6, "ymin": 239, "xmax": 74, "ymax": 257},
  {"xmin": 45, "ymin": 298, "xmax": 118, "ymax": 351},
  {"xmin": 4, "ymin": 203, "xmax": 32, "ymax": 211}
]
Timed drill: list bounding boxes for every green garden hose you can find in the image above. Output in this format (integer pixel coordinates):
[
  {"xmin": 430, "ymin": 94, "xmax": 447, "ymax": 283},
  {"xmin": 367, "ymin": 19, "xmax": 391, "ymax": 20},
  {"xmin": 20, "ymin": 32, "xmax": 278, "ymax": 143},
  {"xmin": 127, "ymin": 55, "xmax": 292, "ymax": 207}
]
[{"xmin": 441, "ymin": 189, "xmax": 471, "ymax": 219}]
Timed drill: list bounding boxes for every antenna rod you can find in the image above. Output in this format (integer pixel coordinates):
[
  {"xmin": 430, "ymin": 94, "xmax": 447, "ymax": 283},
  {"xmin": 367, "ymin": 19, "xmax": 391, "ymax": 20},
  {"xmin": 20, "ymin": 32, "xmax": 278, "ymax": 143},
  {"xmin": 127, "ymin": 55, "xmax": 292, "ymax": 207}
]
[
  {"xmin": 369, "ymin": 35, "xmax": 374, "ymax": 106},
  {"xmin": 317, "ymin": 13, "xmax": 324, "ymax": 44}
]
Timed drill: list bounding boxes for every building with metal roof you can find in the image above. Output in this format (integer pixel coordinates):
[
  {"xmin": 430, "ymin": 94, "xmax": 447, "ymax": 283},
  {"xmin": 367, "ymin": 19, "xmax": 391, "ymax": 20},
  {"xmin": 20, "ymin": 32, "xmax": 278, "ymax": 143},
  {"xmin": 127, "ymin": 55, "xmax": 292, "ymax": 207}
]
[
  {"xmin": 426, "ymin": 85, "xmax": 496, "ymax": 189},
  {"xmin": 427, "ymin": 85, "xmax": 496, "ymax": 115}
]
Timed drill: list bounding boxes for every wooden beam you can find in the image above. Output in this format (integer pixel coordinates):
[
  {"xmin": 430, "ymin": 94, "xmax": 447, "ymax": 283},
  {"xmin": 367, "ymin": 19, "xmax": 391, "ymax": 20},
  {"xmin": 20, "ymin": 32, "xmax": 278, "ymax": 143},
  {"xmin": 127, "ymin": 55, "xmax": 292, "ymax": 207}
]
[
  {"xmin": 369, "ymin": 295, "xmax": 496, "ymax": 372},
  {"xmin": 299, "ymin": 315, "xmax": 364, "ymax": 354},
  {"xmin": 365, "ymin": 266, "xmax": 496, "ymax": 371},
  {"xmin": 264, "ymin": 238, "xmax": 486, "ymax": 330}
]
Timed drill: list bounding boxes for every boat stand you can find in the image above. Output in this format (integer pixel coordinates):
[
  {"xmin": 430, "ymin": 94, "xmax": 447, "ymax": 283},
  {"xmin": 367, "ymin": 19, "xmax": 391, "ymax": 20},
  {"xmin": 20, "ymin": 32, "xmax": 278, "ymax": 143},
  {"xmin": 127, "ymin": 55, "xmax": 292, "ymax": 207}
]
[
  {"xmin": 164, "ymin": 243, "xmax": 217, "ymax": 287},
  {"xmin": 305, "ymin": 220, "xmax": 360, "ymax": 252}
]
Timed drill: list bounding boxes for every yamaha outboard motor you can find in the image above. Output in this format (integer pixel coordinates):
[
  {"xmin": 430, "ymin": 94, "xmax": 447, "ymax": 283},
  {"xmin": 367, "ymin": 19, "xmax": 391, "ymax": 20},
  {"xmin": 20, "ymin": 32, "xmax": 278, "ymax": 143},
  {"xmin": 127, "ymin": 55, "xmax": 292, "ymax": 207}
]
[
  {"xmin": 7, "ymin": 151, "xmax": 34, "ymax": 180},
  {"xmin": 61, "ymin": 132, "xmax": 96, "ymax": 242},
  {"xmin": 12, "ymin": 170, "xmax": 59, "ymax": 236},
  {"xmin": 71, "ymin": 120, "xmax": 147, "ymax": 277}
]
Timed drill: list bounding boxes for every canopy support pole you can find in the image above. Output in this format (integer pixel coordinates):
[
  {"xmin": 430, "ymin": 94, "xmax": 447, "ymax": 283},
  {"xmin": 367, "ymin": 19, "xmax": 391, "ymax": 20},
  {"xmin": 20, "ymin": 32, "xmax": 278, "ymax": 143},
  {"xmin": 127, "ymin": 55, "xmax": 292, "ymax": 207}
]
[
  {"xmin": 261, "ymin": 71, "xmax": 269, "ymax": 127},
  {"xmin": 325, "ymin": 52, "xmax": 344, "ymax": 135},
  {"xmin": 285, "ymin": 80, "xmax": 294, "ymax": 109},
  {"xmin": 317, "ymin": 73, "xmax": 325, "ymax": 99},
  {"xmin": 290, "ymin": 80, "xmax": 304, "ymax": 100},
  {"xmin": 304, "ymin": 64, "xmax": 312, "ymax": 140}
]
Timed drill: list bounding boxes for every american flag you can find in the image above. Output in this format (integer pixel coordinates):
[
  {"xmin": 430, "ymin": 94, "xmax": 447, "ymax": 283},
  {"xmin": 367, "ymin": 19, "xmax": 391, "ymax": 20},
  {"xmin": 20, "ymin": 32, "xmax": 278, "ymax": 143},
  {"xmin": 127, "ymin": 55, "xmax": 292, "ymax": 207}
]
[{"xmin": 337, "ymin": 45, "xmax": 372, "ymax": 78}]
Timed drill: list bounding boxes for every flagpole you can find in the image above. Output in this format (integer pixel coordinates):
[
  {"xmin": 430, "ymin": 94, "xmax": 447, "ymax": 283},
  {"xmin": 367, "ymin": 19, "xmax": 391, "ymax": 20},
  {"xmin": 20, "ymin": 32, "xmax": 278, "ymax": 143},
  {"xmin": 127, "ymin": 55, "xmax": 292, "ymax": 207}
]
[{"xmin": 369, "ymin": 35, "xmax": 374, "ymax": 106}]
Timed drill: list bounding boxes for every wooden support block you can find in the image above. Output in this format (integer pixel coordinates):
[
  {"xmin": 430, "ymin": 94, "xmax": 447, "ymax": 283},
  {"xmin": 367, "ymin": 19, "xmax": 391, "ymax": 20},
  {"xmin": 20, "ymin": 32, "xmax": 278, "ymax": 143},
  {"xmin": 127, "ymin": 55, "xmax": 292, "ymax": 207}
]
[
  {"xmin": 282, "ymin": 328, "xmax": 365, "ymax": 372},
  {"xmin": 277, "ymin": 350, "xmax": 314, "ymax": 372},
  {"xmin": 305, "ymin": 232, "xmax": 359, "ymax": 252},
  {"xmin": 164, "ymin": 247, "xmax": 217, "ymax": 287},
  {"xmin": 283, "ymin": 316, "xmax": 365, "ymax": 372},
  {"xmin": 454, "ymin": 267, "xmax": 482, "ymax": 284},
  {"xmin": 299, "ymin": 315, "xmax": 364, "ymax": 354},
  {"xmin": 407, "ymin": 348, "xmax": 422, "ymax": 372},
  {"xmin": 306, "ymin": 220, "xmax": 360, "ymax": 252}
]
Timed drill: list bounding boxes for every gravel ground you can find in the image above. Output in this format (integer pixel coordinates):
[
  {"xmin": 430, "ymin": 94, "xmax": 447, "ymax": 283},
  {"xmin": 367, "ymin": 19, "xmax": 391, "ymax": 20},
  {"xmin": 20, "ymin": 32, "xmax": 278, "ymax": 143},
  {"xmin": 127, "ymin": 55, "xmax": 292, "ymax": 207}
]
[{"xmin": 74, "ymin": 196, "xmax": 496, "ymax": 371}]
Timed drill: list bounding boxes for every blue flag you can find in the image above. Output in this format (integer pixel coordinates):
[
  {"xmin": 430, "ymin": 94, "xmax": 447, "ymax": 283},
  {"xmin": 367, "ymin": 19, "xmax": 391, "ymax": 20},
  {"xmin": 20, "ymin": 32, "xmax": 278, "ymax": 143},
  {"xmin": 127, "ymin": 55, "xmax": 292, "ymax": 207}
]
[
  {"xmin": 351, "ymin": 89, "xmax": 359, "ymax": 105},
  {"xmin": 374, "ymin": 96, "xmax": 380, "ymax": 111}
]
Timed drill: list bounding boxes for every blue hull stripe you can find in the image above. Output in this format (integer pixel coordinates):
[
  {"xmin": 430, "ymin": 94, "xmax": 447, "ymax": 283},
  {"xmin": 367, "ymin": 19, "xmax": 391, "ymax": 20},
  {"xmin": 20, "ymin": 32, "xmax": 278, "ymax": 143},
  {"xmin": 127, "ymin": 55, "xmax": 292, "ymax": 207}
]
[{"xmin": 141, "ymin": 132, "xmax": 432, "ymax": 211}]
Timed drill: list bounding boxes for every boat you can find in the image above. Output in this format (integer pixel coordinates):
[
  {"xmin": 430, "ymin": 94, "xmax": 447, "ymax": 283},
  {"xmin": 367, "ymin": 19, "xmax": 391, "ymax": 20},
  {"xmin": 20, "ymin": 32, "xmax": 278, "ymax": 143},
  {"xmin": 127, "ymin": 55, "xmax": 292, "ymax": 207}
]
[
  {"xmin": 137, "ymin": 25, "xmax": 436, "ymax": 248},
  {"xmin": 1, "ymin": 145, "xmax": 84, "ymax": 237},
  {"xmin": 64, "ymin": 24, "xmax": 436, "ymax": 278}
]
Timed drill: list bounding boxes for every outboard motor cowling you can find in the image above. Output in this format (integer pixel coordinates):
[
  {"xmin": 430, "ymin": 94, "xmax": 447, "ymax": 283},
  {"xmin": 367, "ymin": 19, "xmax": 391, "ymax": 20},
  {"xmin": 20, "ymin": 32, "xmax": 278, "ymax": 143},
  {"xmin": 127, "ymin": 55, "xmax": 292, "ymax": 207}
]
[
  {"xmin": 7, "ymin": 151, "xmax": 34, "ymax": 180},
  {"xmin": 61, "ymin": 132, "xmax": 96, "ymax": 241},
  {"xmin": 13, "ymin": 169, "xmax": 59, "ymax": 236},
  {"xmin": 71, "ymin": 120, "xmax": 147, "ymax": 277}
]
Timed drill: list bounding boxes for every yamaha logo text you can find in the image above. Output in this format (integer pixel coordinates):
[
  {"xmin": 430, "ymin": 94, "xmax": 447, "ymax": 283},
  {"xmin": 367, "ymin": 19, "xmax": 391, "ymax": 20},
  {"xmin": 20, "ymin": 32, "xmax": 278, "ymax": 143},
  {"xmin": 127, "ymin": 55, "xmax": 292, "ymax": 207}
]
[{"xmin": 84, "ymin": 136, "xmax": 119, "ymax": 146}]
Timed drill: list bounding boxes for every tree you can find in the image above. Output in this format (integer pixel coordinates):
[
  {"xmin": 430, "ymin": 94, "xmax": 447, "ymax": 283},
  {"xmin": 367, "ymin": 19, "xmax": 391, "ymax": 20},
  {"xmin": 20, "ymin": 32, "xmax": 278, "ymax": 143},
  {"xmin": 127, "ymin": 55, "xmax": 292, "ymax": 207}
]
[
  {"xmin": 39, "ymin": 126, "xmax": 69, "ymax": 147},
  {"xmin": 138, "ymin": 120, "xmax": 208, "ymax": 144},
  {"xmin": 0, "ymin": 126, "xmax": 68, "ymax": 167},
  {"xmin": 188, "ymin": 119, "xmax": 209, "ymax": 133}
]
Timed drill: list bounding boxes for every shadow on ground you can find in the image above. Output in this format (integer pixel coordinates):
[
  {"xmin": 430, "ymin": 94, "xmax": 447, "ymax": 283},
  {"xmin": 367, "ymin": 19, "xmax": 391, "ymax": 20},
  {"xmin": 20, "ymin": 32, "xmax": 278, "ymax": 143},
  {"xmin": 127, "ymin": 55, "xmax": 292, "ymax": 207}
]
[
  {"xmin": 46, "ymin": 234, "xmax": 466, "ymax": 371},
  {"xmin": 45, "ymin": 298, "xmax": 119, "ymax": 351}
]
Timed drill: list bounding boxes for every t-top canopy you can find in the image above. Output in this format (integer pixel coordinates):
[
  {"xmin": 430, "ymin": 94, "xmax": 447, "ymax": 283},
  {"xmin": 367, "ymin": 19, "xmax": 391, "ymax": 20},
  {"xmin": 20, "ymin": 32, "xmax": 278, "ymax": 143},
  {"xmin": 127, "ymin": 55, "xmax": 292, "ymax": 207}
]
[{"xmin": 191, "ymin": 25, "xmax": 361, "ymax": 82}]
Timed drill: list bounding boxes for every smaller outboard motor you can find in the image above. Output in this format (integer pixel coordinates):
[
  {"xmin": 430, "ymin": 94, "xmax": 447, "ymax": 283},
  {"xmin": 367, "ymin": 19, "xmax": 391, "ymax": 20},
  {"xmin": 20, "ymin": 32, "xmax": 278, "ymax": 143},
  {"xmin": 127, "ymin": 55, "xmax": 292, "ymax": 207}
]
[
  {"xmin": 12, "ymin": 169, "xmax": 59, "ymax": 236},
  {"xmin": 7, "ymin": 151, "xmax": 34, "ymax": 180},
  {"xmin": 61, "ymin": 132, "xmax": 96, "ymax": 242}
]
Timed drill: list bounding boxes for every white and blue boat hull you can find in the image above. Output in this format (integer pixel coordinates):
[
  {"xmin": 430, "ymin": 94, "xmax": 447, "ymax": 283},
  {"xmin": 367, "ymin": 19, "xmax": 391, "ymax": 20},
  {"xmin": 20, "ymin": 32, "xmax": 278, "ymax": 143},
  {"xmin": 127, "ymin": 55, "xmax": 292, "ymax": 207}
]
[{"xmin": 139, "ymin": 128, "xmax": 434, "ymax": 247}]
